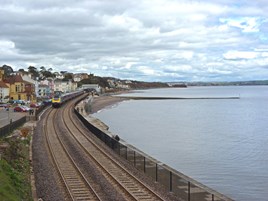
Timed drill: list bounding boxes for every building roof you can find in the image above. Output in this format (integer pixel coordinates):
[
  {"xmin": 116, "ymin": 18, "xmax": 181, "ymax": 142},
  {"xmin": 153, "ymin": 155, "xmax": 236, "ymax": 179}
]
[
  {"xmin": 0, "ymin": 80, "xmax": 9, "ymax": 88},
  {"xmin": 4, "ymin": 74, "xmax": 24, "ymax": 84}
]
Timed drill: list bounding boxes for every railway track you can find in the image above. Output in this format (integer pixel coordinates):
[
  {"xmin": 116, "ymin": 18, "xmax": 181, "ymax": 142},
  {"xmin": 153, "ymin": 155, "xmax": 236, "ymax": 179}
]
[
  {"xmin": 44, "ymin": 107, "xmax": 102, "ymax": 201},
  {"xmin": 42, "ymin": 94, "xmax": 178, "ymax": 201},
  {"xmin": 60, "ymin": 97, "xmax": 167, "ymax": 201}
]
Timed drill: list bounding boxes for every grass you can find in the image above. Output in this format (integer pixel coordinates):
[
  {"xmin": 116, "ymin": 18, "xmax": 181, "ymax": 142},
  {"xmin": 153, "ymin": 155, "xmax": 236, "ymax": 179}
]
[
  {"xmin": 0, "ymin": 160, "xmax": 22, "ymax": 201},
  {"xmin": 0, "ymin": 133, "xmax": 33, "ymax": 201}
]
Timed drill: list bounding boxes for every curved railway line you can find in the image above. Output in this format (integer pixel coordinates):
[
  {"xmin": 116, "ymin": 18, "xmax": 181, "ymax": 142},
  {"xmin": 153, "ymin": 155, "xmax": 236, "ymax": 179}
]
[
  {"xmin": 44, "ymin": 105, "xmax": 102, "ymax": 201},
  {"xmin": 42, "ymin": 95, "xmax": 176, "ymax": 201}
]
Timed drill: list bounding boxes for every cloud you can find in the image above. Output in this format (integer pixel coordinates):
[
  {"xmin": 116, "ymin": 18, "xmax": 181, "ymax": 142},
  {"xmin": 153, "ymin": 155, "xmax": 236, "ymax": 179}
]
[
  {"xmin": 223, "ymin": 51, "xmax": 259, "ymax": 60},
  {"xmin": 219, "ymin": 17, "xmax": 263, "ymax": 33},
  {"xmin": 0, "ymin": 0, "xmax": 268, "ymax": 82}
]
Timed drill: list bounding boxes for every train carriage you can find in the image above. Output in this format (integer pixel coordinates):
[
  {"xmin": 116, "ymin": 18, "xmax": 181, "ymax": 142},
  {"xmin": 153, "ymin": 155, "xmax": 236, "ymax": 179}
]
[{"xmin": 52, "ymin": 90, "xmax": 83, "ymax": 108}]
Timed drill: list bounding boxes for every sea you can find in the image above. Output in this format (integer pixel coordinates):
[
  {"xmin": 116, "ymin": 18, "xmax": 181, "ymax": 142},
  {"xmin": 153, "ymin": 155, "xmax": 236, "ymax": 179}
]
[{"xmin": 92, "ymin": 86, "xmax": 268, "ymax": 201}]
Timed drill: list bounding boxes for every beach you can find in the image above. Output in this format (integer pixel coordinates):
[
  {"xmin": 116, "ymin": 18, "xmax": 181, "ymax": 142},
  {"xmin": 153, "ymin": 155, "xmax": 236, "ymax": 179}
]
[{"xmin": 90, "ymin": 95, "xmax": 128, "ymax": 114}]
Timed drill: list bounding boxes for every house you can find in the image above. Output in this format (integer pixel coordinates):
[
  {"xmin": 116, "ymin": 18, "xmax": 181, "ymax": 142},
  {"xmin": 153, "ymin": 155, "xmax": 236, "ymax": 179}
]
[
  {"xmin": 4, "ymin": 74, "xmax": 36, "ymax": 102},
  {"xmin": 73, "ymin": 73, "xmax": 89, "ymax": 82},
  {"xmin": 73, "ymin": 74, "xmax": 82, "ymax": 82},
  {"xmin": 81, "ymin": 84, "xmax": 101, "ymax": 93},
  {"xmin": 38, "ymin": 84, "xmax": 51, "ymax": 98},
  {"xmin": 55, "ymin": 74, "xmax": 64, "ymax": 79},
  {"xmin": 0, "ymin": 81, "xmax": 9, "ymax": 103},
  {"xmin": 54, "ymin": 79, "xmax": 78, "ymax": 93},
  {"xmin": 39, "ymin": 78, "xmax": 54, "ymax": 98}
]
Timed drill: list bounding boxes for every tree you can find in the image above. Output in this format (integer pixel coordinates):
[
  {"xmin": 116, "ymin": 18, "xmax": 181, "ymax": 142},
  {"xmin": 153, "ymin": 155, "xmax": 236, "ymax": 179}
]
[
  {"xmin": 39, "ymin": 66, "xmax": 55, "ymax": 79},
  {"xmin": 1, "ymin": 64, "xmax": 14, "ymax": 77},
  {"xmin": 62, "ymin": 73, "xmax": 73, "ymax": 81},
  {"xmin": 40, "ymin": 66, "xmax": 46, "ymax": 72},
  {"xmin": 28, "ymin": 66, "xmax": 39, "ymax": 79},
  {"xmin": 53, "ymin": 72, "xmax": 59, "ymax": 78},
  {"xmin": 78, "ymin": 76, "xmax": 109, "ymax": 88}
]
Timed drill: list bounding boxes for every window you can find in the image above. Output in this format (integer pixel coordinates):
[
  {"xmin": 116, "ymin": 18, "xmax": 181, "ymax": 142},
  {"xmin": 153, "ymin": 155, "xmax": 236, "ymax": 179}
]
[{"xmin": 16, "ymin": 85, "xmax": 20, "ymax": 92}]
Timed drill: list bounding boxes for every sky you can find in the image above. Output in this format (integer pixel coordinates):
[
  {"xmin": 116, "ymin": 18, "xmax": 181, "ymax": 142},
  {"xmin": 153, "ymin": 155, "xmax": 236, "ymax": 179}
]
[{"xmin": 1, "ymin": 0, "xmax": 268, "ymax": 82}]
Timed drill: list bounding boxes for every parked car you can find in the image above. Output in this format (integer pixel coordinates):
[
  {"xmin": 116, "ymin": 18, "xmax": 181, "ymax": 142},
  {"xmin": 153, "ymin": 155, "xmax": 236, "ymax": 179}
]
[
  {"xmin": 0, "ymin": 103, "xmax": 8, "ymax": 108},
  {"xmin": 10, "ymin": 100, "xmax": 26, "ymax": 105},
  {"xmin": 43, "ymin": 99, "xmax": 52, "ymax": 106},
  {"xmin": 21, "ymin": 106, "xmax": 31, "ymax": 112},
  {"xmin": 30, "ymin": 102, "xmax": 42, "ymax": 108},
  {"xmin": 13, "ymin": 106, "xmax": 27, "ymax": 112}
]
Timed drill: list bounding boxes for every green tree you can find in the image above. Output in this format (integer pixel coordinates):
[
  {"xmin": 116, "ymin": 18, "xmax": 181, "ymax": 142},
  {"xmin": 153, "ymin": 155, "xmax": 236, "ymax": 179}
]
[
  {"xmin": 27, "ymin": 66, "xmax": 39, "ymax": 79},
  {"xmin": 62, "ymin": 73, "xmax": 73, "ymax": 81},
  {"xmin": 1, "ymin": 64, "xmax": 14, "ymax": 77}
]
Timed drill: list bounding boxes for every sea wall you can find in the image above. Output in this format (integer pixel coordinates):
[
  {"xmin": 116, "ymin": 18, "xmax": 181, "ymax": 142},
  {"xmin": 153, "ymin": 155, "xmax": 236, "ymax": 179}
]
[{"xmin": 74, "ymin": 96, "xmax": 233, "ymax": 201}]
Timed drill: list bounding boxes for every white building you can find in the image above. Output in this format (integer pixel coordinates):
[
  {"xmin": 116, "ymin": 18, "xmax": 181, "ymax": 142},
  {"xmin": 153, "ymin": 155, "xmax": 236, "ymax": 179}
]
[
  {"xmin": 81, "ymin": 84, "xmax": 101, "ymax": 93},
  {"xmin": 0, "ymin": 81, "xmax": 9, "ymax": 102},
  {"xmin": 54, "ymin": 79, "xmax": 78, "ymax": 93}
]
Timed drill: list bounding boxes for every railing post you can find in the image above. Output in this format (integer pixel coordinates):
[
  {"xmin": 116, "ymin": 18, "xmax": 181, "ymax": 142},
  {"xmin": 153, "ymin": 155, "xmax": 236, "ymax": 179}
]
[
  {"xmin": 188, "ymin": 182, "xmax": 191, "ymax": 201},
  {"xmin": 9, "ymin": 119, "xmax": 13, "ymax": 133},
  {"xmin": 156, "ymin": 163, "xmax": 158, "ymax": 182},
  {"xmin": 134, "ymin": 151, "xmax": 136, "ymax": 167},
  {"xmin": 126, "ymin": 147, "xmax": 128, "ymax": 160},
  {"xmin": 144, "ymin": 157, "xmax": 146, "ymax": 173},
  {"xmin": 170, "ymin": 171, "xmax": 172, "ymax": 192}
]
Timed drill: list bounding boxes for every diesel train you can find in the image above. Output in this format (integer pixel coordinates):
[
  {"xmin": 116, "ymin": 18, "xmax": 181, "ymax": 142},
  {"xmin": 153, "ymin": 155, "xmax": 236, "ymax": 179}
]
[{"xmin": 51, "ymin": 90, "xmax": 84, "ymax": 108}]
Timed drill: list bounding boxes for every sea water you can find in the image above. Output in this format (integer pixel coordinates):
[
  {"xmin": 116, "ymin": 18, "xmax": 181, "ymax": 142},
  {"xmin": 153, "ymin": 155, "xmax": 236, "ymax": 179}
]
[{"xmin": 92, "ymin": 86, "xmax": 268, "ymax": 201}]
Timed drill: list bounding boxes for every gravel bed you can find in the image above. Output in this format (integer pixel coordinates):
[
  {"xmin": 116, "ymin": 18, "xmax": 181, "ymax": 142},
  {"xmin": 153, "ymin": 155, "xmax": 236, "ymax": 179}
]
[
  {"xmin": 55, "ymin": 109, "xmax": 127, "ymax": 200},
  {"xmin": 74, "ymin": 96, "xmax": 182, "ymax": 201},
  {"xmin": 32, "ymin": 96, "xmax": 182, "ymax": 201},
  {"xmin": 32, "ymin": 109, "xmax": 67, "ymax": 201}
]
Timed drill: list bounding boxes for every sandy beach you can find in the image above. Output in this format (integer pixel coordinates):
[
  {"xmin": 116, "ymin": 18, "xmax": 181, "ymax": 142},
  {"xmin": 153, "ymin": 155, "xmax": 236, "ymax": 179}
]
[{"xmin": 90, "ymin": 95, "xmax": 128, "ymax": 114}]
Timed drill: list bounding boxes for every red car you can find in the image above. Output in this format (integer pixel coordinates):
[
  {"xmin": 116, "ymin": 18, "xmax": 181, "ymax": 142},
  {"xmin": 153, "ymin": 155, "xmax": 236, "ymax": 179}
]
[
  {"xmin": 30, "ymin": 103, "xmax": 41, "ymax": 108},
  {"xmin": 13, "ymin": 106, "xmax": 27, "ymax": 112}
]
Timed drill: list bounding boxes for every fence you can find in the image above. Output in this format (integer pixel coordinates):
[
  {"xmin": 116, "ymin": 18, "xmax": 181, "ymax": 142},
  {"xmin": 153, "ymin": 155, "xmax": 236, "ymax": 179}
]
[
  {"xmin": 0, "ymin": 116, "xmax": 27, "ymax": 138},
  {"xmin": 74, "ymin": 98, "xmax": 233, "ymax": 201},
  {"xmin": 1, "ymin": 102, "xmax": 50, "ymax": 137}
]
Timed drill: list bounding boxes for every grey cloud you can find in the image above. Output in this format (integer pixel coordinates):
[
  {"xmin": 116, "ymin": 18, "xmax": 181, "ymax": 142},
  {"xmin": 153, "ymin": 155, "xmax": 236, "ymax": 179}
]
[{"xmin": 1, "ymin": 0, "xmax": 268, "ymax": 82}]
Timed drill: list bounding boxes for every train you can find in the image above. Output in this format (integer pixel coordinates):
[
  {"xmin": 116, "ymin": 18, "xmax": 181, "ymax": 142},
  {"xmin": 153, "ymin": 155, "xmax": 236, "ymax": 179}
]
[{"xmin": 51, "ymin": 90, "xmax": 84, "ymax": 108}]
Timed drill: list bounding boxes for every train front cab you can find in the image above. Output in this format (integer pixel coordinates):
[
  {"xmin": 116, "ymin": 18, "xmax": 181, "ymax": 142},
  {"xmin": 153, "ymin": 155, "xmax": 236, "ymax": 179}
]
[{"xmin": 52, "ymin": 96, "xmax": 61, "ymax": 108}]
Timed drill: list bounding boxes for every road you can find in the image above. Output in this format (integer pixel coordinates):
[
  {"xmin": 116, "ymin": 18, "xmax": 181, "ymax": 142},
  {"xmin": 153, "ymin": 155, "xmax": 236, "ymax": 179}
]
[{"xmin": 0, "ymin": 108, "xmax": 26, "ymax": 127}]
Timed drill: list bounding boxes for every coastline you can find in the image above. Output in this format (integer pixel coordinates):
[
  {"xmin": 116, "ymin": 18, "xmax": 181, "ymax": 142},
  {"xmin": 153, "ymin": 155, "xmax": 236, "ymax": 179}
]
[
  {"xmin": 90, "ymin": 95, "xmax": 128, "ymax": 114},
  {"xmin": 77, "ymin": 93, "xmax": 233, "ymax": 201}
]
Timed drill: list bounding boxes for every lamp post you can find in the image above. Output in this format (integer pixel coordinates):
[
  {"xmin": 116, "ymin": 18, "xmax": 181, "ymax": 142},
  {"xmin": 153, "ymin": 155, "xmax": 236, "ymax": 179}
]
[
  {"xmin": 0, "ymin": 86, "xmax": 2, "ymax": 103},
  {"xmin": 8, "ymin": 103, "xmax": 11, "ymax": 133}
]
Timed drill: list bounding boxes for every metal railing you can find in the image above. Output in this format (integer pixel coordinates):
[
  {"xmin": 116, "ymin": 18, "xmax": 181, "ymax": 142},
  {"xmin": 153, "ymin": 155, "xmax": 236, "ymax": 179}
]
[{"xmin": 74, "ymin": 97, "xmax": 233, "ymax": 201}]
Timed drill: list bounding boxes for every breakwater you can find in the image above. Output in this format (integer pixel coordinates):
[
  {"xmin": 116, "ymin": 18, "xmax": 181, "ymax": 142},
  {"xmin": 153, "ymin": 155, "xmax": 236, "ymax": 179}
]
[{"xmin": 115, "ymin": 95, "xmax": 240, "ymax": 100}]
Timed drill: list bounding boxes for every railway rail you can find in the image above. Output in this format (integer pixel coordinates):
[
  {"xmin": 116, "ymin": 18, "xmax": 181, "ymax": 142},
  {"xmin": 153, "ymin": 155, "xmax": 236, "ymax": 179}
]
[
  {"xmin": 42, "ymin": 94, "xmax": 176, "ymax": 201},
  {"xmin": 62, "ymin": 97, "xmax": 167, "ymax": 201},
  {"xmin": 44, "ymin": 106, "xmax": 102, "ymax": 201}
]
